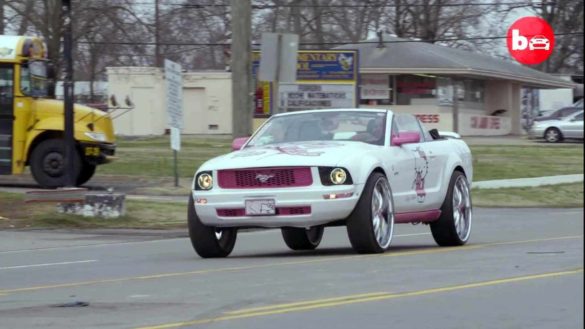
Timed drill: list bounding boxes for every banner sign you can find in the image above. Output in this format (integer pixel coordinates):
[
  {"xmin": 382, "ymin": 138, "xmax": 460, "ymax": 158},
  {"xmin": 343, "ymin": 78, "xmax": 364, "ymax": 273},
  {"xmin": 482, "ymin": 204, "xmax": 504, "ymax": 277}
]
[
  {"xmin": 360, "ymin": 74, "xmax": 389, "ymax": 100},
  {"xmin": 253, "ymin": 50, "xmax": 359, "ymax": 115},
  {"xmin": 253, "ymin": 50, "xmax": 358, "ymax": 82}
]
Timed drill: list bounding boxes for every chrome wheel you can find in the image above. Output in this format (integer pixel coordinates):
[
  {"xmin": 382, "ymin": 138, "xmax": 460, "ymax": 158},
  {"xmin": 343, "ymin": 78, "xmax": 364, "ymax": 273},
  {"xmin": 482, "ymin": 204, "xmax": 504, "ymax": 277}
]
[
  {"xmin": 370, "ymin": 177, "xmax": 394, "ymax": 249},
  {"xmin": 545, "ymin": 128, "xmax": 561, "ymax": 143},
  {"xmin": 452, "ymin": 175, "xmax": 472, "ymax": 242}
]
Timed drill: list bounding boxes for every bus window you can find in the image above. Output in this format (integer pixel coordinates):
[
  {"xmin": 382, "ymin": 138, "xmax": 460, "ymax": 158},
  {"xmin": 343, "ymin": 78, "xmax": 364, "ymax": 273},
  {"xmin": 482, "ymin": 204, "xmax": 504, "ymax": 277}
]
[{"xmin": 20, "ymin": 61, "xmax": 48, "ymax": 97}]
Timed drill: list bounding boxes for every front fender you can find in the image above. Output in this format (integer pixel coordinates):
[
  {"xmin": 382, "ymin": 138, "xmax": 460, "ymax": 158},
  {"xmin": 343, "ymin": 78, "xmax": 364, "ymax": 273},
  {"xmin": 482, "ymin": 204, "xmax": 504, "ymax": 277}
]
[
  {"xmin": 24, "ymin": 118, "xmax": 94, "ymax": 159},
  {"xmin": 339, "ymin": 154, "xmax": 387, "ymax": 185}
]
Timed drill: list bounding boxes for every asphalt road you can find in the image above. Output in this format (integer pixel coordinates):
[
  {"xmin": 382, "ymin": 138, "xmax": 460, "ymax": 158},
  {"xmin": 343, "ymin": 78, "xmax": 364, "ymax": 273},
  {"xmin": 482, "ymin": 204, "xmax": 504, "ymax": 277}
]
[{"xmin": 0, "ymin": 208, "xmax": 583, "ymax": 329}]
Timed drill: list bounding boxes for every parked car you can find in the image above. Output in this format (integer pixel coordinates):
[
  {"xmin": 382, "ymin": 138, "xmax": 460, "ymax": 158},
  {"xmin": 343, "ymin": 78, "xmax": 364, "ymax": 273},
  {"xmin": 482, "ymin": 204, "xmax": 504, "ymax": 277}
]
[
  {"xmin": 530, "ymin": 110, "xmax": 584, "ymax": 143},
  {"xmin": 188, "ymin": 109, "xmax": 474, "ymax": 257},
  {"xmin": 534, "ymin": 106, "xmax": 581, "ymax": 122}
]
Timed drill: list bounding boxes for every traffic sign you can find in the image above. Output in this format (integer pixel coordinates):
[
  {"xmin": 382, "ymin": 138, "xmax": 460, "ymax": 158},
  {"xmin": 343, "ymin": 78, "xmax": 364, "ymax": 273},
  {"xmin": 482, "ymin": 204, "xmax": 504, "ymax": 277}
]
[{"xmin": 165, "ymin": 59, "xmax": 183, "ymax": 129}]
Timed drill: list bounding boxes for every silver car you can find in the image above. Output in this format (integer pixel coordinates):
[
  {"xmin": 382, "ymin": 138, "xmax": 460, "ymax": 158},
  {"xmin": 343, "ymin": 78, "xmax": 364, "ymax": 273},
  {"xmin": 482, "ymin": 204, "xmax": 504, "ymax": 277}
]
[{"xmin": 529, "ymin": 110, "xmax": 584, "ymax": 143}]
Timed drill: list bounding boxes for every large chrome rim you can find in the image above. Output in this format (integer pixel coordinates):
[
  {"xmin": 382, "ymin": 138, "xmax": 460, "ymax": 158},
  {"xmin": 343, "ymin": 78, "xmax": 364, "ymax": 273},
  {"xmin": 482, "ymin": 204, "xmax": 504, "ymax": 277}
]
[
  {"xmin": 452, "ymin": 176, "xmax": 472, "ymax": 242},
  {"xmin": 371, "ymin": 177, "xmax": 394, "ymax": 249},
  {"xmin": 545, "ymin": 129, "xmax": 559, "ymax": 142}
]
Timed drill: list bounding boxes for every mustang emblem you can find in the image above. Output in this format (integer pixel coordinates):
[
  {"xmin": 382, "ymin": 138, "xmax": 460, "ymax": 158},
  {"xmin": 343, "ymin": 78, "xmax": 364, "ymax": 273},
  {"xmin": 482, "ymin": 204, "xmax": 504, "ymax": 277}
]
[{"xmin": 256, "ymin": 174, "xmax": 275, "ymax": 183}]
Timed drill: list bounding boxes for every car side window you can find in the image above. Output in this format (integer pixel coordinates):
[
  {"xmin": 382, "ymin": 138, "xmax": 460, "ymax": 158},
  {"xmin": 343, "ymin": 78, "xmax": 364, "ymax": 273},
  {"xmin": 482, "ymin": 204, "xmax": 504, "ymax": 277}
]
[
  {"xmin": 573, "ymin": 113, "xmax": 583, "ymax": 121},
  {"xmin": 394, "ymin": 114, "xmax": 424, "ymax": 138},
  {"xmin": 416, "ymin": 119, "xmax": 433, "ymax": 141}
]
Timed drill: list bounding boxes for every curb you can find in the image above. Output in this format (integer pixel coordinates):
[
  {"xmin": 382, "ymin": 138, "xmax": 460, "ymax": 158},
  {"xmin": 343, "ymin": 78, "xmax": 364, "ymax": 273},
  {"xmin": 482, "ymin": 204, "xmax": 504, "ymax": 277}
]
[{"xmin": 472, "ymin": 174, "xmax": 584, "ymax": 189}]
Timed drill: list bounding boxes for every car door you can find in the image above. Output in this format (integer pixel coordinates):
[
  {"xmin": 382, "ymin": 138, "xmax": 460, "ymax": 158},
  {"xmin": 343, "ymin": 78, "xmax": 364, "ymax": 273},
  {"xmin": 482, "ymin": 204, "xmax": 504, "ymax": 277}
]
[
  {"xmin": 563, "ymin": 112, "xmax": 583, "ymax": 138},
  {"xmin": 384, "ymin": 118, "xmax": 415, "ymax": 213},
  {"xmin": 0, "ymin": 64, "xmax": 14, "ymax": 175},
  {"xmin": 390, "ymin": 114, "xmax": 442, "ymax": 212}
]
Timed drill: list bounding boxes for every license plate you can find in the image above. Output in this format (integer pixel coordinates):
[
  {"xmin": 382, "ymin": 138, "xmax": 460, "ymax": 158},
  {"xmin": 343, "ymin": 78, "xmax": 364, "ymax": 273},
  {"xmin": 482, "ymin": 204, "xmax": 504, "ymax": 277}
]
[{"xmin": 245, "ymin": 199, "xmax": 275, "ymax": 216}]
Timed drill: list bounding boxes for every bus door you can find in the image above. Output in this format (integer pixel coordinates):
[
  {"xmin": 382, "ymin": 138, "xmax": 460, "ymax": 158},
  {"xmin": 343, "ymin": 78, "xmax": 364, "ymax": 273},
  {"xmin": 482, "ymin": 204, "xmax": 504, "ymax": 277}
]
[{"xmin": 0, "ymin": 64, "xmax": 14, "ymax": 174}]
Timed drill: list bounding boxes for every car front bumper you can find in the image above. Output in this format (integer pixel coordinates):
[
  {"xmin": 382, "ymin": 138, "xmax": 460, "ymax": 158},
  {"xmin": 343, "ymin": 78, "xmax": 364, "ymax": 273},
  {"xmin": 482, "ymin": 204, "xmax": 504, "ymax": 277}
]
[
  {"xmin": 80, "ymin": 142, "xmax": 117, "ymax": 165},
  {"xmin": 192, "ymin": 184, "xmax": 363, "ymax": 228},
  {"xmin": 528, "ymin": 126, "xmax": 546, "ymax": 139}
]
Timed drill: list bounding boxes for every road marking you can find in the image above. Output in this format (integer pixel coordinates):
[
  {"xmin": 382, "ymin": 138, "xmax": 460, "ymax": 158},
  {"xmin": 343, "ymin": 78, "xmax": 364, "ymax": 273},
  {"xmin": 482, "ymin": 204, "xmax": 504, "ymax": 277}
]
[
  {"xmin": 393, "ymin": 232, "xmax": 430, "ymax": 237},
  {"xmin": 0, "ymin": 259, "xmax": 97, "ymax": 270},
  {"xmin": 0, "ymin": 235, "xmax": 581, "ymax": 295},
  {"xmin": 225, "ymin": 292, "xmax": 390, "ymax": 315},
  {"xmin": 0, "ymin": 239, "xmax": 182, "ymax": 254},
  {"xmin": 135, "ymin": 268, "xmax": 584, "ymax": 329}
]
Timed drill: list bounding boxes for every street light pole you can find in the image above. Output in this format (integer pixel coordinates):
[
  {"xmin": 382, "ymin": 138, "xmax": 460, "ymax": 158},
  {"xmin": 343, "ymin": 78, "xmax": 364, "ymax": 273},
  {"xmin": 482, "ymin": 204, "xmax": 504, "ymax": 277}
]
[{"xmin": 62, "ymin": 0, "xmax": 75, "ymax": 187}]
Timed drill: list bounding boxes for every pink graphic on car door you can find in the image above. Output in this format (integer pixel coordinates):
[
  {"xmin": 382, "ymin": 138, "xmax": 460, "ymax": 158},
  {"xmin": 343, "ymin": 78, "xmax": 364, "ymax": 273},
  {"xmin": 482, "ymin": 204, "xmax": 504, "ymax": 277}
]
[{"xmin": 412, "ymin": 147, "xmax": 429, "ymax": 203}]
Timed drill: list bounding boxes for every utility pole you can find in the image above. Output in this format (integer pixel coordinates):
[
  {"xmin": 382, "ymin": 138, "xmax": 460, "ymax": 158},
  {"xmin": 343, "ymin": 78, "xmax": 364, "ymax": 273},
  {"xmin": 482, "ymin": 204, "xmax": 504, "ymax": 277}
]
[
  {"xmin": 62, "ymin": 0, "xmax": 75, "ymax": 187},
  {"xmin": 230, "ymin": 0, "xmax": 253, "ymax": 137},
  {"xmin": 154, "ymin": 0, "xmax": 162, "ymax": 67}
]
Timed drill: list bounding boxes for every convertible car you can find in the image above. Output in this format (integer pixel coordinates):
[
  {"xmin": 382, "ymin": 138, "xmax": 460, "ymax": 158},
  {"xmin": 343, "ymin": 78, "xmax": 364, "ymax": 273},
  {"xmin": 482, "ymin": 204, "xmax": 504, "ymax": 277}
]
[{"xmin": 189, "ymin": 109, "xmax": 473, "ymax": 257}]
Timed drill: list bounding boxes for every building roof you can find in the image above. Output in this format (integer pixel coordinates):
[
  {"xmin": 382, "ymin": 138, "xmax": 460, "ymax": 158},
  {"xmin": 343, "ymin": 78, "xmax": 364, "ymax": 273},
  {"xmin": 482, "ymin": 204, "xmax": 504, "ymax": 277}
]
[{"xmin": 335, "ymin": 35, "xmax": 575, "ymax": 89}]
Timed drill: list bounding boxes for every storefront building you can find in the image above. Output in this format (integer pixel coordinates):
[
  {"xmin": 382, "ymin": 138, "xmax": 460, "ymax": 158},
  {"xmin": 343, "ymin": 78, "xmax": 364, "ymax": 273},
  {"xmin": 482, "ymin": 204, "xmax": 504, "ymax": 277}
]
[
  {"xmin": 336, "ymin": 35, "xmax": 575, "ymax": 135},
  {"xmin": 107, "ymin": 36, "xmax": 576, "ymax": 136}
]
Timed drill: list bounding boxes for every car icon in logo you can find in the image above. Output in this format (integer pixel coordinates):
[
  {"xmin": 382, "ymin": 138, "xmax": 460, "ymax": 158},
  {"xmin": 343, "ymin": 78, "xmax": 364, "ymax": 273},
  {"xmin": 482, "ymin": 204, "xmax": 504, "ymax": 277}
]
[{"xmin": 529, "ymin": 35, "xmax": 550, "ymax": 50}]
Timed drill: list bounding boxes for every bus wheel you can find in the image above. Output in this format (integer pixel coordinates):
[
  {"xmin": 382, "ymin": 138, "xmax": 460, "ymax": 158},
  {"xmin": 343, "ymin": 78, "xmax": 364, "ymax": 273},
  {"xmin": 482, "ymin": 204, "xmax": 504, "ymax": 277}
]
[
  {"xmin": 30, "ymin": 139, "xmax": 81, "ymax": 188},
  {"xmin": 77, "ymin": 163, "xmax": 96, "ymax": 186}
]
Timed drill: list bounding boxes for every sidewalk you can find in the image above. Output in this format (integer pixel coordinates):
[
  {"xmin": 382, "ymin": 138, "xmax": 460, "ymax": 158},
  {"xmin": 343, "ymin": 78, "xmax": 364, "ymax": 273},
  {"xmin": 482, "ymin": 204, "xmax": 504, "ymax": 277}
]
[{"xmin": 472, "ymin": 174, "xmax": 584, "ymax": 189}]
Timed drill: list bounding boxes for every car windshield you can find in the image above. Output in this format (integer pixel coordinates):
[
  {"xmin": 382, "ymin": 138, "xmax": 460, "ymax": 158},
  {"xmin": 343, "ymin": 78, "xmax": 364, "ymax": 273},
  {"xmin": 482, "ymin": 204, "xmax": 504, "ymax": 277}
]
[{"xmin": 246, "ymin": 111, "xmax": 387, "ymax": 147}]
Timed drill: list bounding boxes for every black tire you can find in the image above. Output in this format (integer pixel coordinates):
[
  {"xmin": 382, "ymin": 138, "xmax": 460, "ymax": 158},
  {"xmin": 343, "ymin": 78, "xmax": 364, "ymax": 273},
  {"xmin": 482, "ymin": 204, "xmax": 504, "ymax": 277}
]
[
  {"xmin": 188, "ymin": 195, "xmax": 237, "ymax": 258},
  {"xmin": 346, "ymin": 172, "xmax": 394, "ymax": 254},
  {"xmin": 544, "ymin": 127, "xmax": 563, "ymax": 143},
  {"xmin": 431, "ymin": 171, "xmax": 472, "ymax": 246},
  {"xmin": 76, "ymin": 162, "xmax": 97, "ymax": 186},
  {"xmin": 30, "ymin": 139, "xmax": 81, "ymax": 188},
  {"xmin": 281, "ymin": 226, "xmax": 324, "ymax": 250}
]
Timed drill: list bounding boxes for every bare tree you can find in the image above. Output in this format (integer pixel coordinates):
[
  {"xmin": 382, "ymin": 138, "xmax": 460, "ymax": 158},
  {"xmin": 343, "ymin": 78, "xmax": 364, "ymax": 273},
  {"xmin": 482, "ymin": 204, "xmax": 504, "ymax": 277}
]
[{"xmin": 530, "ymin": 0, "xmax": 584, "ymax": 73}]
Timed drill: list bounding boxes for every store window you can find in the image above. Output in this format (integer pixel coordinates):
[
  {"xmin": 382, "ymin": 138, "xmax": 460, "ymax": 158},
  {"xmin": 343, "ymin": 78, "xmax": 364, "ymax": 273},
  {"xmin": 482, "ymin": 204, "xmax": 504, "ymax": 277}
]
[
  {"xmin": 395, "ymin": 75, "xmax": 436, "ymax": 105},
  {"xmin": 462, "ymin": 79, "xmax": 484, "ymax": 103},
  {"xmin": 359, "ymin": 74, "xmax": 393, "ymax": 105}
]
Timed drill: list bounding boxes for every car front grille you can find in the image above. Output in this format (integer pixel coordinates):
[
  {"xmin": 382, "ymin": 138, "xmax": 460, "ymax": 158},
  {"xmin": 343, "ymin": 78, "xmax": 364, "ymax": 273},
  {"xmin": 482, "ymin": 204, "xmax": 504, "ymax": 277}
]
[{"xmin": 217, "ymin": 167, "xmax": 312, "ymax": 189}]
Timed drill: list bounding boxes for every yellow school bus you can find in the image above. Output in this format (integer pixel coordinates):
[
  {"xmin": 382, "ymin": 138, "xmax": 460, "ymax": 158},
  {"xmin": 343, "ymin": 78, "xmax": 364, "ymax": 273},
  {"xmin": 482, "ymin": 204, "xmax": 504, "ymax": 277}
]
[{"xmin": 0, "ymin": 35, "xmax": 116, "ymax": 188}]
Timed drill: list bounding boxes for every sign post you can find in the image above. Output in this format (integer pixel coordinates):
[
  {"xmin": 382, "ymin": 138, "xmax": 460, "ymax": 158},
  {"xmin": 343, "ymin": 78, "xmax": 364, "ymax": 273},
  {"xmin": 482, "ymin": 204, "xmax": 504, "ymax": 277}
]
[
  {"xmin": 165, "ymin": 59, "xmax": 183, "ymax": 187},
  {"xmin": 259, "ymin": 33, "xmax": 299, "ymax": 114}
]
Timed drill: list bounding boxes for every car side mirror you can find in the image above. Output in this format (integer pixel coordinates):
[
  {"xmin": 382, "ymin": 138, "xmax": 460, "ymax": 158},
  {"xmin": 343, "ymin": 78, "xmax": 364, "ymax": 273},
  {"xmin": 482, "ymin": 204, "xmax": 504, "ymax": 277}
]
[
  {"xmin": 391, "ymin": 132, "xmax": 421, "ymax": 146},
  {"xmin": 232, "ymin": 137, "xmax": 249, "ymax": 151}
]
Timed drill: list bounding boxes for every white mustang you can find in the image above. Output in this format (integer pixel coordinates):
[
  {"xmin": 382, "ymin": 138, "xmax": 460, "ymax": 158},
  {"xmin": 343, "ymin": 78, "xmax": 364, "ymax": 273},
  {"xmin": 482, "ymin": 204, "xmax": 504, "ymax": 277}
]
[{"xmin": 189, "ymin": 109, "xmax": 473, "ymax": 257}]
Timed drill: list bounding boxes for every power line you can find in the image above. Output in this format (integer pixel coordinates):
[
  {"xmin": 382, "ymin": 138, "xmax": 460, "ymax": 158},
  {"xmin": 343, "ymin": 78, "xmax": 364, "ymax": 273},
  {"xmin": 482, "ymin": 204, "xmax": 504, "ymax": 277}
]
[
  {"xmin": 76, "ymin": 32, "xmax": 584, "ymax": 47},
  {"xmin": 83, "ymin": 0, "xmax": 554, "ymax": 9}
]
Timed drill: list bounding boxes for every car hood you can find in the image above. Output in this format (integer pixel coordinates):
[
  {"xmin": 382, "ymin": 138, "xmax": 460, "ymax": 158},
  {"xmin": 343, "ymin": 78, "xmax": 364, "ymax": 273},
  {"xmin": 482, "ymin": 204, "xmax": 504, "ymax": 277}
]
[{"xmin": 199, "ymin": 141, "xmax": 377, "ymax": 171}]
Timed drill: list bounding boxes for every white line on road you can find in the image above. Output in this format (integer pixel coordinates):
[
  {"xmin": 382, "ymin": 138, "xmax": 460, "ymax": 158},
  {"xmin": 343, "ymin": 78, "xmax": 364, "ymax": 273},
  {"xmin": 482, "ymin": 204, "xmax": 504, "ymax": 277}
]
[
  {"xmin": 393, "ymin": 233, "xmax": 431, "ymax": 238},
  {"xmin": 0, "ymin": 259, "xmax": 98, "ymax": 270}
]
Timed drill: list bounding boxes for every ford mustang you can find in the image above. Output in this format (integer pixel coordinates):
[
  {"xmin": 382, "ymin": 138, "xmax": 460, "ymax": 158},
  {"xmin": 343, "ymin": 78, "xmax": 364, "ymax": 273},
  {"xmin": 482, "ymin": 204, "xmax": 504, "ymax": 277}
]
[{"xmin": 189, "ymin": 109, "xmax": 473, "ymax": 257}]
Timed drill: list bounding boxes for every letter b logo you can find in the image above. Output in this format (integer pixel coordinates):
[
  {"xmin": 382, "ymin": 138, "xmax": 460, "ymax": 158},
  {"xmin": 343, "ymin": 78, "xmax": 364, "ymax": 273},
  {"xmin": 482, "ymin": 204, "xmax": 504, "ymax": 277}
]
[
  {"xmin": 511, "ymin": 30, "xmax": 528, "ymax": 50},
  {"xmin": 507, "ymin": 17, "xmax": 554, "ymax": 65}
]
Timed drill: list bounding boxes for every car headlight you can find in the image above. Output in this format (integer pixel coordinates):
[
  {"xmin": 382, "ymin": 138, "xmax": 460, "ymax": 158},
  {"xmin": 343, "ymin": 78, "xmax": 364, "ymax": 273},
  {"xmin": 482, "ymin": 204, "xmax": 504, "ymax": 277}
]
[
  {"xmin": 84, "ymin": 132, "xmax": 107, "ymax": 142},
  {"xmin": 330, "ymin": 168, "xmax": 347, "ymax": 185},
  {"xmin": 196, "ymin": 172, "xmax": 213, "ymax": 190},
  {"xmin": 319, "ymin": 167, "xmax": 353, "ymax": 186}
]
